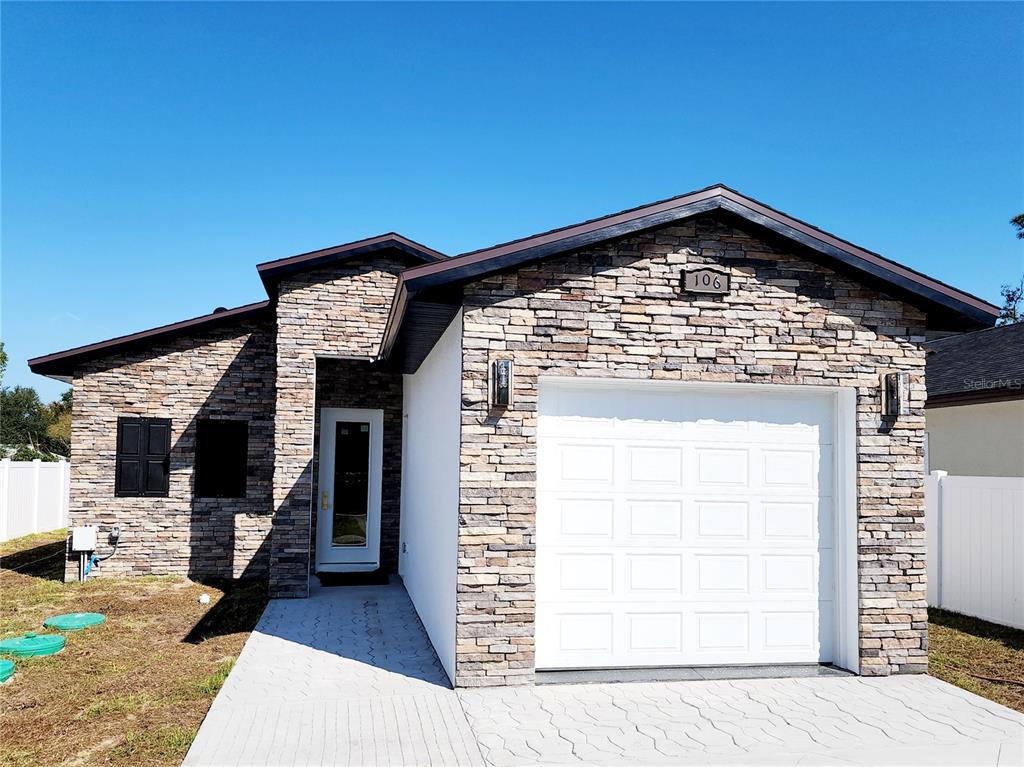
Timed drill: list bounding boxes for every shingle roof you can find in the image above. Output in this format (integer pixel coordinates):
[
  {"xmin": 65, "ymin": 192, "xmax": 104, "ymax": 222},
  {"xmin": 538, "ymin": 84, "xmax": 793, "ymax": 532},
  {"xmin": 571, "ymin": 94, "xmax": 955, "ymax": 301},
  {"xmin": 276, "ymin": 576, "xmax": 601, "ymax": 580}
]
[{"xmin": 925, "ymin": 323, "xmax": 1024, "ymax": 403}]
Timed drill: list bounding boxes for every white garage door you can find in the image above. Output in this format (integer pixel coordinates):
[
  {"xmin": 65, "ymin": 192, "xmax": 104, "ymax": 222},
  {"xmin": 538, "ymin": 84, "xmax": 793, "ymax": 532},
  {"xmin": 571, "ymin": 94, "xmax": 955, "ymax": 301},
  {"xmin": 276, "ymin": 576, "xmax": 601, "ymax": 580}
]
[{"xmin": 536, "ymin": 381, "xmax": 836, "ymax": 670}]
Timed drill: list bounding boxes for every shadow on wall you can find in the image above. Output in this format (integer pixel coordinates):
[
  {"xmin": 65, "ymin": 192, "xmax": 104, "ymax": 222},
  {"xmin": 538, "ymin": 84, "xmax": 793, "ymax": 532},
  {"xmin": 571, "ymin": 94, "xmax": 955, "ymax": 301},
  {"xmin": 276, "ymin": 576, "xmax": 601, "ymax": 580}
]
[{"xmin": 175, "ymin": 332, "xmax": 277, "ymax": 584}]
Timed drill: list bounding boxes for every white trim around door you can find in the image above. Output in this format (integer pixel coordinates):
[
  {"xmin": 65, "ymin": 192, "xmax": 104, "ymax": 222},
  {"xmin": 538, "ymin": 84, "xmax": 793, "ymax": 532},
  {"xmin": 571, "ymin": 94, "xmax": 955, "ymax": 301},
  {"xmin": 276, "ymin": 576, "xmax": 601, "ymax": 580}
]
[{"xmin": 316, "ymin": 407, "xmax": 384, "ymax": 573}]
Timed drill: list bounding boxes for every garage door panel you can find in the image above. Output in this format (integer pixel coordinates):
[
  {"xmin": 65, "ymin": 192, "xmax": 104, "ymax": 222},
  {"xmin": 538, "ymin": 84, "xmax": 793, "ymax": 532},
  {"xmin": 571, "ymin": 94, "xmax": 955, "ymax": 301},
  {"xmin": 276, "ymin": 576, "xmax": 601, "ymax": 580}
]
[
  {"xmin": 695, "ymin": 554, "xmax": 750, "ymax": 593},
  {"xmin": 626, "ymin": 612, "xmax": 684, "ymax": 652},
  {"xmin": 762, "ymin": 500, "xmax": 817, "ymax": 541},
  {"xmin": 761, "ymin": 554, "xmax": 817, "ymax": 594},
  {"xmin": 695, "ymin": 612, "xmax": 751, "ymax": 653},
  {"xmin": 627, "ymin": 445, "xmax": 683, "ymax": 485},
  {"xmin": 537, "ymin": 384, "xmax": 837, "ymax": 670},
  {"xmin": 762, "ymin": 611, "xmax": 817, "ymax": 652},
  {"xmin": 626, "ymin": 554, "xmax": 684, "ymax": 594},
  {"xmin": 627, "ymin": 499, "xmax": 684, "ymax": 539},
  {"xmin": 761, "ymin": 448, "xmax": 816, "ymax": 489},
  {"xmin": 695, "ymin": 500, "xmax": 750, "ymax": 539},
  {"xmin": 696, "ymin": 448, "xmax": 750, "ymax": 486},
  {"xmin": 556, "ymin": 553, "xmax": 614, "ymax": 594},
  {"xmin": 551, "ymin": 498, "xmax": 615, "ymax": 540},
  {"xmin": 556, "ymin": 444, "xmax": 615, "ymax": 485},
  {"xmin": 555, "ymin": 613, "xmax": 614, "ymax": 653}
]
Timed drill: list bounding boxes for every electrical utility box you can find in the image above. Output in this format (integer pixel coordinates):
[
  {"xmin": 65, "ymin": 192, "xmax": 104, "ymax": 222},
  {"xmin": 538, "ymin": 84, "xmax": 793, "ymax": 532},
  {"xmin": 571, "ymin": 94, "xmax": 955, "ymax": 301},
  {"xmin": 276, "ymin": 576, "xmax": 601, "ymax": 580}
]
[{"xmin": 71, "ymin": 526, "xmax": 98, "ymax": 552}]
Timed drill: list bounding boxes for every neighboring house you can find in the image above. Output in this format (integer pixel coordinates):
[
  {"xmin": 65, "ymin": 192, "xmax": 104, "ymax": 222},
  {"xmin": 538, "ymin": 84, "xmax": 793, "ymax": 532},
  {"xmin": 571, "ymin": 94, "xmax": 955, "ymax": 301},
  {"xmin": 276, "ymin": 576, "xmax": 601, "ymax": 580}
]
[
  {"xmin": 29, "ymin": 184, "xmax": 998, "ymax": 686},
  {"xmin": 924, "ymin": 323, "xmax": 1024, "ymax": 477}
]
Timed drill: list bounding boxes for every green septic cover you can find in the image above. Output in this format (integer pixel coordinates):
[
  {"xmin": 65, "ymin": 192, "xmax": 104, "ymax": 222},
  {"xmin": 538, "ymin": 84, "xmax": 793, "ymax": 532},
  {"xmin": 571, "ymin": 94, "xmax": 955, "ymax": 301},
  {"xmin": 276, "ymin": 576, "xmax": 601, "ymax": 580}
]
[
  {"xmin": 43, "ymin": 612, "xmax": 105, "ymax": 631},
  {"xmin": 0, "ymin": 659, "xmax": 14, "ymax": 683},
  {"xmin": 0, "ymin": 633, "xmax": 65, "ymax": 657}
]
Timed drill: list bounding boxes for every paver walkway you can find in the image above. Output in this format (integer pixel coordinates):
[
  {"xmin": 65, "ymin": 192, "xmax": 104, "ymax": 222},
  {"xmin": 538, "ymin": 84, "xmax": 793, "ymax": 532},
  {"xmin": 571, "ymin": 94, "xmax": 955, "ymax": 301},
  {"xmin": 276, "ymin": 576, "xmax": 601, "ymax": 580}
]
[{"xmin": 185, "ymin": 583, "xmax": 1024, "ymax": 767}]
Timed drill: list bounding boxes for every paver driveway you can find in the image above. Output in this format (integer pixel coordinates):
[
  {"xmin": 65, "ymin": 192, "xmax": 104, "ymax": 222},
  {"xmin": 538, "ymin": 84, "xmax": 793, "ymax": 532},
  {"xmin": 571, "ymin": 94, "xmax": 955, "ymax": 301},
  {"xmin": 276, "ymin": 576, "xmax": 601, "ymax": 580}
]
[{"xmin": 185, "ymin": 583, "xmax": 1024, "ymax": 767}]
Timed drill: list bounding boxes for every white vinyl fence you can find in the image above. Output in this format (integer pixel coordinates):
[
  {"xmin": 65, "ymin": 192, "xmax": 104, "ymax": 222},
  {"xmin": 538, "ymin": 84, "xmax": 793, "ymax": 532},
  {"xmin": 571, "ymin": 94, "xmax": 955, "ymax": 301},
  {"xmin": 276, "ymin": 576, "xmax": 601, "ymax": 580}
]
[
  {"xmin": 926, "ymin": 471, "xmax": 1024, "ymax": 630},
  {"xmin": 0, "ymin": 459, "xmax": 71, "ymax": 542}
]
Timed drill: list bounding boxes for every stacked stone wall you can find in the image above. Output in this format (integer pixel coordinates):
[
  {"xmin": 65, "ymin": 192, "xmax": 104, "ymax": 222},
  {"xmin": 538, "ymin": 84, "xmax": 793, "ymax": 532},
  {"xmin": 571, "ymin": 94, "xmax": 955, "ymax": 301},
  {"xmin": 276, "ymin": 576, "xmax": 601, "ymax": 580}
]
[{"xmin": 456, "ymin": 215, "xmax": 928, "ymax": 685}]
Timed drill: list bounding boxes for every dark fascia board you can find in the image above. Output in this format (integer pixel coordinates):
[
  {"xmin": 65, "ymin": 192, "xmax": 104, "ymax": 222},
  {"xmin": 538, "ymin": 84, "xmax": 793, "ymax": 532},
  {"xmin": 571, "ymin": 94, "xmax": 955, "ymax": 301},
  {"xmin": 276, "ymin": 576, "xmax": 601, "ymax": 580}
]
[
  {"xmin": 256, "ymin": 232, "xmax": 446, "ymax": 291},
  {"xmin": 395, "ymin": 184, "xmax": 998, "ymax": 326},
  {"xmin": 28, "ymin": 300, "xmax": 272, "ymax": 380},
  {"xmin": 926, "ymin": 389, "xmax": 1024, "ymax": 409}
]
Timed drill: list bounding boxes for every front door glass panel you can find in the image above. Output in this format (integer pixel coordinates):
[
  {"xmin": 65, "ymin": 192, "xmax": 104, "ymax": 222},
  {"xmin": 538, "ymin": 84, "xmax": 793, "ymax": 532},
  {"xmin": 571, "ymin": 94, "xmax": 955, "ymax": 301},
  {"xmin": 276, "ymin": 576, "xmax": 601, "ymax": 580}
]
[{"xmin": 332, "ymin": 421, "xmax": 369, "ymax": 547}]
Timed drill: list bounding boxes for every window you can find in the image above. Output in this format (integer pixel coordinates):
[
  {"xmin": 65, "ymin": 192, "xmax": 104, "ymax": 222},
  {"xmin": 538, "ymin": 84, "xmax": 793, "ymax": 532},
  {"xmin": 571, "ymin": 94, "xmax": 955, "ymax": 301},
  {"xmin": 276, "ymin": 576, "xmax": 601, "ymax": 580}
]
[
  {"xmin": 115, "ymin": 417, "xmax": 171, "ymax": 497},
  {"xmin": 194, "ymin": 419, "xmax": 248, "ymax": 498}
]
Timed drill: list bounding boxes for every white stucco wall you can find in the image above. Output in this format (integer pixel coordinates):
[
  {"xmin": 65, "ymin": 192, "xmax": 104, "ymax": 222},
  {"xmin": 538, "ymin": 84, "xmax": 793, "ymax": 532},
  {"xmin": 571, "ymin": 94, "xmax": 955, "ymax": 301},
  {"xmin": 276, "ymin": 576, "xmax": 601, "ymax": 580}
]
[
  {"xmin": 926, "ymin": 399, "xmax": 1024, "ymax": 477},
  {"xmin": 399, "ymin": 311, "xmax": 462, "ymax": 682}
]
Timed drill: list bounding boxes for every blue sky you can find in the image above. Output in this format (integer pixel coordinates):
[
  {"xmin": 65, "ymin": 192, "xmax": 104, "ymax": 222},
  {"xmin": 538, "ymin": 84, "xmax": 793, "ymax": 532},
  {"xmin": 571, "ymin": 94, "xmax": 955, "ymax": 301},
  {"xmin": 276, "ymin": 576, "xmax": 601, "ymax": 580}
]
[{"xmin": 3, "ymin": 2, "xmax": 1022, "ymax": 401}]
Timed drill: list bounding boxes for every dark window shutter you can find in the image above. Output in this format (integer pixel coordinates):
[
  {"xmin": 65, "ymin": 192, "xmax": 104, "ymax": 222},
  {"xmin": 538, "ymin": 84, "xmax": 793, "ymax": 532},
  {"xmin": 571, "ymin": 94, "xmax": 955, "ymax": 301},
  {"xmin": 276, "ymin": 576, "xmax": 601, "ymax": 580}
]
[
  {"xmin": 115, "ymin": 419, "xmax": 143, "ymax": 495},
  {"xmin": 143, "ymin": 419, "xmax": 171, "ymax": 496},
  {"xmin": 115, "ymin": 417, "xmax": 170, "ymax": 497}
]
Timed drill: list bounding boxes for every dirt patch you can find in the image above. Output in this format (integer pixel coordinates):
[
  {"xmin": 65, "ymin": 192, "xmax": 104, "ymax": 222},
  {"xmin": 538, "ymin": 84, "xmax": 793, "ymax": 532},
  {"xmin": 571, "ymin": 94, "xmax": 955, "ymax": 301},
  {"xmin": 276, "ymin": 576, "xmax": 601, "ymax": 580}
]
[
  {"xmin": 929, "ymin": 608, "xmax": 1024, "ymax": 713},
  {"xmin": 1, "ymin": 529, "xmax": 268, "ymax": 767}
]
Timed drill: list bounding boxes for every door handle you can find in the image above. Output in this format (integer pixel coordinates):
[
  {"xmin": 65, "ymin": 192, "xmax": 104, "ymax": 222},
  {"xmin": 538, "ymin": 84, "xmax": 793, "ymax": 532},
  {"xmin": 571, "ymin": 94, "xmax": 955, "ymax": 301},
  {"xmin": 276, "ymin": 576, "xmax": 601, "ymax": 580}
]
[{"xmin": 321, "ymin": 491, "xmax": 330, "ymax": 510}]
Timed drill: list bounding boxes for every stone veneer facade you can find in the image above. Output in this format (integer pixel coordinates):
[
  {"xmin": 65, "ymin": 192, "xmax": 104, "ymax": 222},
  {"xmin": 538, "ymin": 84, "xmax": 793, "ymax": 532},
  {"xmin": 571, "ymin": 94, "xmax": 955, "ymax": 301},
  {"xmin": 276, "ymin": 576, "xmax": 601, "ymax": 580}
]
[
  {"xmin": 268, "ymin": 256, "xmax": 411, "ymax": 597},
  {"xmin": 67, "ymin": 318, "xmax": 276, "ymax": 581},
  {"xmin": 60, "ymin": 211, "xmax": 938, "ymax": 687},
  {"xmin": 455, "ymin": 215, "xmax": 928, "ymax": 686}
]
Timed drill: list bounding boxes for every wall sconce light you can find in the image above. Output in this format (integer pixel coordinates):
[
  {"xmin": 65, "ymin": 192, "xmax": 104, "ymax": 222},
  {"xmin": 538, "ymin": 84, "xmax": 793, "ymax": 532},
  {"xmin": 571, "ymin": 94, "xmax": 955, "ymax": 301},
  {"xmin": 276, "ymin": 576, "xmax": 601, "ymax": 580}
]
[
  {"xmin": 882, "ymin": 371, "xmax": 909, "ymax": 418},
  {"xmin": 491, "ymin": 359, "xmax": 513, "ymax": 408}
]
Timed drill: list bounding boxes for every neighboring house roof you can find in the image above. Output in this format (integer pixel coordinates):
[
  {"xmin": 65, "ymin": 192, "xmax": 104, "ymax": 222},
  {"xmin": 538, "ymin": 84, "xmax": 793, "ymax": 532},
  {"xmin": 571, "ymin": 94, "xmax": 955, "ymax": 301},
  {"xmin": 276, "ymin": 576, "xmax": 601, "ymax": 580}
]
[
  {"xmin": 30, "ymin": 185, "xmax": 1000, "ymax": 380},
  {"xmin": 381, "ymin": 184, "xmax": 999, "ymax": 370},
  {"xmin": 29, "ymin": 300, "xmax": 273, "ymax": 381},
  {"xmin": 925, "ymin": 323, "xmax": 1024, "ymax": 407}
]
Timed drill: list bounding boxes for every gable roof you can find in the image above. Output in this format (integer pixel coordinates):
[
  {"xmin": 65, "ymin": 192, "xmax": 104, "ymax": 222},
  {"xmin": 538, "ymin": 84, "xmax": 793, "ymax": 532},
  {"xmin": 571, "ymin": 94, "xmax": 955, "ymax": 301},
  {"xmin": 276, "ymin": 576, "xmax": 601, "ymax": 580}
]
[
  {"xmin": 29, "ymin": 185, "xmax": 1000, "ymax": 381},
  {"xmin": 381, "ymin": 184, "xmax": 999, "ymax": 369},
  {"xmin": 257, "ymin": 232, "xmax": 446, "ymax": 291},
  {"xmin": 925, "ymin": 323, "xmax": 1024, "ymax": 406},
  {"xmin": 30, "ymin": 231, "xmax": 445, "ymax": 380},
  {"xmin": 28, "ymin": 300, "xmax": 272, "ymax": 381}
]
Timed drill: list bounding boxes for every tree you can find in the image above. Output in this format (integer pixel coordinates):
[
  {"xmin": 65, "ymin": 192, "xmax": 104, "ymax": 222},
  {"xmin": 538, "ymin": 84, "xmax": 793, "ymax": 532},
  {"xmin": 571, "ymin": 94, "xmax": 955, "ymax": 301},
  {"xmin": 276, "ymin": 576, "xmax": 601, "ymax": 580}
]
[
  {"xmin": 998, "ymin": 275, "xmax": 1024, "ymax": 325},
  {"xmin": 998, "ymin": 216, "xmax": 1024, "ymax": 325},
  {"xmin": 45, "ymin": 390, "xmax": 73, "ymax": 455},
  {"xmin": 0, "ymin": 386, "xmax": 50, "ymax": 449},
  {"xmin": 0, "ymin": 341, "xmax": 72, "ymax": 458}
]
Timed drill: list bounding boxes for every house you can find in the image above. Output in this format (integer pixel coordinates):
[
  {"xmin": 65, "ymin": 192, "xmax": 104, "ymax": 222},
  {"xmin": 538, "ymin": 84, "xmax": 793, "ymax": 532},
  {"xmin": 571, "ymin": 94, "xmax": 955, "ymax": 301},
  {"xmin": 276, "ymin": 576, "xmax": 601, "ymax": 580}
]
[
  {"xmin": 29, "ymin": 184, "xmax": 998, "ymax": 687},
  {"xmin": 924, "ymin": 323, "xmax": 1024, "ymax": 477}
]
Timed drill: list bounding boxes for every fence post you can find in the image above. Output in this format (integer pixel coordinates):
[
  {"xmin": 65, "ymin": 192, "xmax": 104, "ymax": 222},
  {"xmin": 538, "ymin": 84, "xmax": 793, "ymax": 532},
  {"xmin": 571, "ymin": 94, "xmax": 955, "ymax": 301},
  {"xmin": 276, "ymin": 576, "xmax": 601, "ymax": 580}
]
[
  {"xmin": 31, "ymin": 459, "xmax": 42, "ymax": 535},
  {"xmin": 931, "ymin": 470, "xmax": 948, "ymax": 608},
  {"xmin": 0, "ymin": 460, "xmax": 9, "ymax": 542},
  {"xmin": 61, "ymin": 460, "xmax": 70, "ymax": 529}
]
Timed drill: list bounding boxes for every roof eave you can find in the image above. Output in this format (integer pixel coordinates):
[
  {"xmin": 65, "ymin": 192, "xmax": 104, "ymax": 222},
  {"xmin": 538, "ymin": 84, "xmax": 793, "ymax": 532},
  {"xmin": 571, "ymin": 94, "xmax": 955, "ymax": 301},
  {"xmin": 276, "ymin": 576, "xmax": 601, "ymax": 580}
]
[
  {"xmin": 28, "ymin": 300, "xmax": 272, "ymax": 379},
  {"xmin": 398, "ymin": 188, "xmax": 998, "ymax": 329},
  {"xmin": 257, "ymin": 233, "xmax": 446, "ymax": 293}
]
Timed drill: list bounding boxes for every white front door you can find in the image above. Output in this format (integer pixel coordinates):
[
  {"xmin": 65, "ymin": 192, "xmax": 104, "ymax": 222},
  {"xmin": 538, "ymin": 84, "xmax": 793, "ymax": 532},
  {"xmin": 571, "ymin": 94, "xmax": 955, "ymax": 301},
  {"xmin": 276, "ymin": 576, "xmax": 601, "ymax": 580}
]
[
  {"xmin": 536, "ymin": 381, "xmax": 837, "ymax": 670},
  {"xmin": 316, "ymin": 407, "xmax": 384, "ymax": 572}
]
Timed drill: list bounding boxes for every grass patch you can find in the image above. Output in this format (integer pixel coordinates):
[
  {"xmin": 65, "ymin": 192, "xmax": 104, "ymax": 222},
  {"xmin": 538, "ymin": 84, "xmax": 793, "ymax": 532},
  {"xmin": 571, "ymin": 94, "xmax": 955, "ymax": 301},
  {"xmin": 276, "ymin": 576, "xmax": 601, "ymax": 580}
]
[
  {"xmin": 0, "ymin": 529, "xmax": 268, "ymax": 767},
  {"xmin": 193, "ymin": 658, "xmax": 235, "ymax": 696},
  {"xmin": 929, "ymin": 608, "xmax": 1024, "ymax": 713},
  {"xmin": 110, "ymin": 726, "xmax": 198, "ymax": 761}
]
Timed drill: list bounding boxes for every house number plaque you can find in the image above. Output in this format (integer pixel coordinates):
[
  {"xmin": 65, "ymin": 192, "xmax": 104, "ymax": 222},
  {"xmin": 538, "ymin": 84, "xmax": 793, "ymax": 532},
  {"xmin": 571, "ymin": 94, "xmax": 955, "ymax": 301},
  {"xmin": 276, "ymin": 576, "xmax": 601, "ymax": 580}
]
[{"xmin": 683, "ymin": 266, "xmax": 730, "ymax": 294}]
